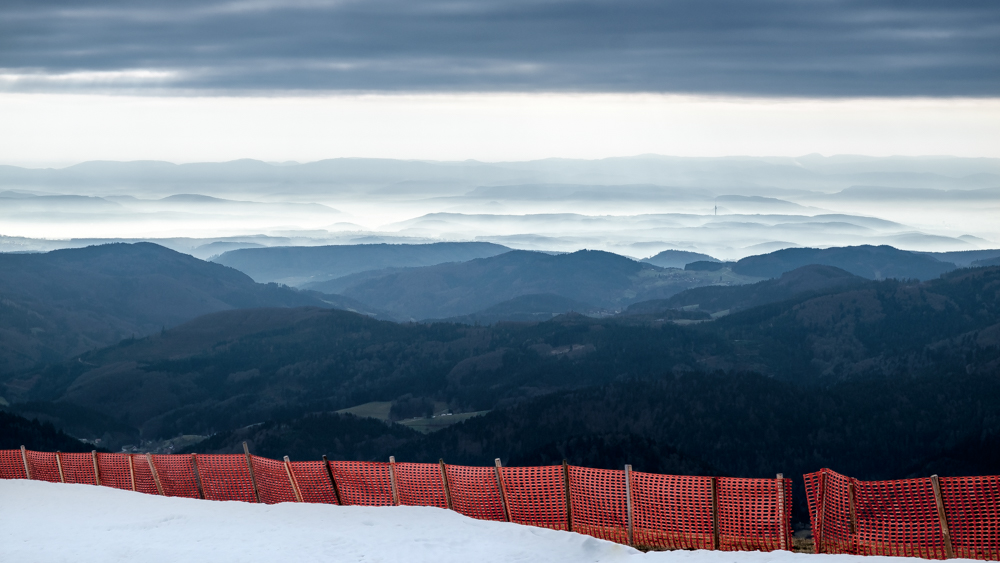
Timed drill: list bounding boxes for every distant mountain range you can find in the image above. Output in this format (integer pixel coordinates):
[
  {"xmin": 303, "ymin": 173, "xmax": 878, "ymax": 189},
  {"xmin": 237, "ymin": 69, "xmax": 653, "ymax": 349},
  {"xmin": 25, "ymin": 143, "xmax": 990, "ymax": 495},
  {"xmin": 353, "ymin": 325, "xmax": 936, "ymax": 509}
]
[
  {"xmin": 731, "ymin": 245, "xmax": 956, "ymax": 280},
  {"xmin": 3, "ymin": 155, "xmax": 998, "ymax": 197},
  {"xmin": 641, "ymin": 249, "xmax": 718, "ymax": 269},
  {"xmin": 212, "ymin": 242, "xmax": 510, "ymax": 286},
  {"xmin": 333, "ymin": 249, "xmax": 760, "ymax": 320}
]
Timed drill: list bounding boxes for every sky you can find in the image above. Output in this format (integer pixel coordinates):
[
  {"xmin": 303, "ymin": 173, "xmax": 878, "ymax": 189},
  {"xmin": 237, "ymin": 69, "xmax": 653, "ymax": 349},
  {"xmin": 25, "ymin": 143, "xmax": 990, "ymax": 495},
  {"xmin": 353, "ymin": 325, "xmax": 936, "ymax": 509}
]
[{"xmin": 1, "ymin": 0, "xmax": 998, "ymax": 164}]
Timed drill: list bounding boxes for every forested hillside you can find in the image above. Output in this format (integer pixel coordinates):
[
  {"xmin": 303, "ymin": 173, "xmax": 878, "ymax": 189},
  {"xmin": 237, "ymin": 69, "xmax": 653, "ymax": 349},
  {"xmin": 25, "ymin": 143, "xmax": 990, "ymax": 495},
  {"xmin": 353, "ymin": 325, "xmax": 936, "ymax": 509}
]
[
  {"xmin": 4, "ymin": 265, "xmax": 997, "ymax": 489},
  {"xmin": 0, "ymin": 243, "xmax": 336, "ymax": 374}
]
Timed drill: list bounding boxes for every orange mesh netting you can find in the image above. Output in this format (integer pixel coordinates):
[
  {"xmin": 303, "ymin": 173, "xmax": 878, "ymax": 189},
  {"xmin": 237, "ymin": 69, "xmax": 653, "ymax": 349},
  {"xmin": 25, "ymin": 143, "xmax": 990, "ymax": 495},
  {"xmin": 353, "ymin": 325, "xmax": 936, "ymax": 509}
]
[
  {"xmin": 328, "ymin": 461, "xmax": 393, "ymax": 506},
  {"xmin": 716, "ymin": 477, "xmax": 791, "ymax": 552},
  {"xmin": 128, "ymin": 454, "xmax": 160, "ymax": 495},
  {"xmin": 395, "ymin": 462, "xmax": 447, "ymax": 508},
  {"xmin": 941, "ymin": 475, "xmax": 1000, "ymax": 560},
  {"xmin": 803, "ymin": 468, "xmax": 854, "ymax": 554},
  {"xmin": 149, "ymin": 454, "xmax": 200, "ymax": 498},
  {"xmin": 500, "ymin": 465, "xmax": 568, "ymax": 530},
  {"xmin": 195, "ymin": 454, "xmax": 257, "ymax": 503},
  {"xmin": 855, "ymin": 477, "xmax": 945, "ymax": 559},
  {"xmin": 59, "ymin": 452, "xmax": 97, "ymax": 485},
  {"xmin": 631, "ymin": 472, "xmax": 714, "ymax": 550},
  {"xmin": 568, "ymin": 466, "xmax": 628, "ymax": 544},
  {"xmin": 805, "ymin": 468, "xmax": 999, "ymax": 560},
  {"xmin": 250, "ymin": 455, "xmax": 297, "ymax": 504},
  {"xmin": 289, "ymin": 461, "xmax": 339, "ymax": 504},
  {"xmin": 445, "ymin": 464, "xmax": 505, "ymax": 521},
  {"xmin": 25, "ymin": 450, "xmax": 61, "ymax": 483},
  {"xmin": 96, "ymin": 453, "xmax": 132, "ymax": 490},
  {"xmin": 0, "ymin": 449, "xmax": 27, "ymax": 479},
  {"xmin": 3, "ymin": 447, "xmax": 807, "ymax": 554}
]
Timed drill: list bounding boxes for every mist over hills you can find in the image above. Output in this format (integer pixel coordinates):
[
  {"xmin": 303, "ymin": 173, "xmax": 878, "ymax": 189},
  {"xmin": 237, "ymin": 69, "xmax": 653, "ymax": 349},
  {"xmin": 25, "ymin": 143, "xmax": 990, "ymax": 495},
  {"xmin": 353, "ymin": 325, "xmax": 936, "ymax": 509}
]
[
  {"xmin": 2, "ymin": 155, "xmax": 997, "ymax": 262},
  {"xmin": 3, "ymin": 155, "xmax": 998, "ymax": 197}
]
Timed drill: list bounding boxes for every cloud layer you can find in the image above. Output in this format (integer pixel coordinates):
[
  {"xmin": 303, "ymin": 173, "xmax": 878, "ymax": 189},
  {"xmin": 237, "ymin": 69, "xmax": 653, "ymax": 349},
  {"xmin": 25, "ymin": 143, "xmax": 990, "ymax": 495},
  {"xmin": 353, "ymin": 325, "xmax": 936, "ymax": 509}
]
[{"xmin": 1, "ymin": 0, "xmax": 998, "ymax": 95}]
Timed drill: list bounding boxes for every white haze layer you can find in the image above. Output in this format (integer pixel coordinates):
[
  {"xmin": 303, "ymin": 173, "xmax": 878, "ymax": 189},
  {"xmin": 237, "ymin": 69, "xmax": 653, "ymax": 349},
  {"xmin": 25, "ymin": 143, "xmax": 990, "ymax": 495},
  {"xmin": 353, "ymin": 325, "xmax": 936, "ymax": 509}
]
[{"xmin": 1, "ymin": 155, "xmax": 997, "ymax": 261}]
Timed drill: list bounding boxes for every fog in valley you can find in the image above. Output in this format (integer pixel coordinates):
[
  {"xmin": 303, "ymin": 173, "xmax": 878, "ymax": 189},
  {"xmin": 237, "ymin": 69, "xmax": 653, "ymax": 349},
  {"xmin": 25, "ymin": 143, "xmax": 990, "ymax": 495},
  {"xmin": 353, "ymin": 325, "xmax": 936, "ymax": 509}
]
[{"xmin": 3, "ymin": 154, "xmax": 998, "ymax": 264}]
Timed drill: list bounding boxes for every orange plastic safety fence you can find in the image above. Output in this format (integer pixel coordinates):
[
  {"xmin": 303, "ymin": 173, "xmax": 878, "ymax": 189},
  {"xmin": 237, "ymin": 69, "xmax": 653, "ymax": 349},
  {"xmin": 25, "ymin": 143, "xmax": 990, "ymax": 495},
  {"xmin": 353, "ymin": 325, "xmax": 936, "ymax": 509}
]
[
  {"xmin": 24, "ymin": 450, "xmax": 61, "ymax": 483},
  {"xmin": 445, "ymin": 464, "xmax": 505, "ymax": 521},
  {"xmin": 716, "ymin": 477, "xmax": 791, "ymax": 552},
  {"xmin": 289, "ymin": 461, "xmax": 339, "ymax": 504},
  {"xmin": 59, "ymin": 452, "xmax": 96, "ymax": 485},
  {"xmin": 500, "ymin": 465, "xmax": 568, "ymax": 530},
  {"xmin": 149, "ymin": 454, "xmax": 200, "ymax": 498},
  {"xmin": 96, "ymin": 453, "xmax": 131, "ymax": 490},
  {"xmin": 568, "ymin": 466, "xmax": 628, "ymax": 544},
  {"xmin": 395, "ymin": 463, "xmax": 447, "ymax": 508},
  {"xmin": 803, "ymin": 469, "xmax": 993, "ymax": 560},
  {"xmin": 129, "ymin": 454, "xmax": 160, "ymax": 495},
  {"xmin": 195, "ymin": 454, "xmax": 257, "ymax": 503},
  {"xmin": 631, "ymin": 472, "xmax": 714, "ymax": 550},
  {"xmin": 941, "ymin": 475, "xmax": 1000, "ymax": 560},
  {"xmin": 250, "ymin": 455, "xmax": 297, "ymax": 504},
  {"xmin": 803, "ymin": 468, "xmax": 854, "ymax": 554},
  {"xmin": 855, "ymin": 476, "xmax": 946, "ymax": 559},
  {"xmin": 0, "ymin": 449, "xmax": 27, "ymax": 479},
  {"xmin": 328, "ymin": 461, "xmax": 393, "ymax": 506}
]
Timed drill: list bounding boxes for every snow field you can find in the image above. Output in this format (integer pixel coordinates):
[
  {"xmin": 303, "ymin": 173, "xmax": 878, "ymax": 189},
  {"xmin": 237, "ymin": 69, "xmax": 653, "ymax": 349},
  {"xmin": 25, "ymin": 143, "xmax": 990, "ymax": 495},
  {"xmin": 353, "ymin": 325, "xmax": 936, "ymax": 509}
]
[{"xmin": 0, "ymin": 480, "xmax": 978, "ymax": 563}]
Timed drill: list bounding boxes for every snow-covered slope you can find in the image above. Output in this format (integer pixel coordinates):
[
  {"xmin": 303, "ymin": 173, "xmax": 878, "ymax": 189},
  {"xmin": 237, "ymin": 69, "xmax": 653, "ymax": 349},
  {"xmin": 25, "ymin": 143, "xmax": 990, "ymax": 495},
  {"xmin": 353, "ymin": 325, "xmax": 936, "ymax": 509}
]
[{"xmin": 0, "ymin": 480, "xmax": 974, "ymax": 563}]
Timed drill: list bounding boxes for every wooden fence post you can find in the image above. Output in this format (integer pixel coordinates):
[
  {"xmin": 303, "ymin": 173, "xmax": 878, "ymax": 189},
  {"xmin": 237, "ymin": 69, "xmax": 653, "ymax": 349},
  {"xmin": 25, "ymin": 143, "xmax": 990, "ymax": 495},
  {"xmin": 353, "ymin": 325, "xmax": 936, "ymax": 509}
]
[
  {"xmin": 91, "ymin": 450, "xmax": 101, "ymax": 486},
  {"xmin": 128, "ymin": 454, "xmax": 136, "ymax": 492},
  {"xmin": 711, "ymin": 477, "xmax": 721, "ymax": 550},
  {"xmin": 283, "ymin": 456, "xmax": 303, "ymax": 502},
  {"xmin": 439, "ymin": 459, "xmax": 453, "ymax": 510},
  {"xmin": 145, "ymin": 453, "xmax": 165, "ymax": 496},
  {"xmin": 20, "ymin": 445, "xmax": 31, "ymax": 480},
  {"xmin": 388, "ymin": 456, "xmax": 400, "ymax": 506},
  {"xmin": 242, "ymin": 442, "xmax": 261, "ymax": 503},
  {"xmin": 191, "ymin": 454, "xmax": 206, "ymax": 499},
  {"xmin": 624, "ymin": 464, "xmax": 634, "ymax": 547},
  {"xmin": 55, "ymin": 451, "xmax": 66, "ymax": 483},
  {"xmin": 777, "ymin": 473, "xmax": 788, "ymax": 551},
  {"xmin": 562, "ymin": 460, "xmax": 573, "ymax": 532},
  {"xmin": 494, "ymin": 458, "xmax": 511, "ymax": 522},
  {"xmin": 930, "ymin": 475, "xmax": 955, "ymax": 559},
  {"xmin": 815, "ymin": 470, "xmax": 828, "ymax": 554},
  {"xmin": 848, "ymin": 480, "xmax": 858, "ymax": 535},
  {"xmin": 322, "ymin": 455, "xmax": 343, "ymax": 505}
]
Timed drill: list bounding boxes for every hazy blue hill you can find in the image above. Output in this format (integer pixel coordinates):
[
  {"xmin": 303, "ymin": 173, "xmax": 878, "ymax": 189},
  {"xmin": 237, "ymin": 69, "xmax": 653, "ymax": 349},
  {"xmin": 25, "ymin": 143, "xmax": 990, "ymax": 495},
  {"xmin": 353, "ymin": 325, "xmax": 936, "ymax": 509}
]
[
  {"xmin": 432, "ymin": 293, "xmax": 598, "ymax": 325},
  {"xmin": 921, "ymin": 248, "xmax": 1000, "ymax": 267},
  {"xmin": 213, "ymin": 242, "xmax": 510, "ymax": 286},
  {"xmin": 661, "ymin": 264, "xmax": 868, "ymax": 314},
  {"xmin": 0, "ymin": 243, "xmax": 330, "ymax": 374},
  {"xmin": 641, "ymin": 249, "xmax": 718, "ymax": 269},
  {"xmin": 732, "ymin": 244, "xmax": 956, "ymax": 280},
  {"xmin": 339, "ymin": 249, "xmax": 674, "ymax": 320},
  {"xmin": 973, "ymin": 255, "xmax": 1000, "ymax": 268}
]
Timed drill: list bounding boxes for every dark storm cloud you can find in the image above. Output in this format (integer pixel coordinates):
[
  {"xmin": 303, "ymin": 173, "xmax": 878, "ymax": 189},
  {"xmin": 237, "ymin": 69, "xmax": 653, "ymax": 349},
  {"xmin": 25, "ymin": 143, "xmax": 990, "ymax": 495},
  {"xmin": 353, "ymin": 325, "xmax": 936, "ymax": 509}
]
[{"xmin": 1, "ymin": 0, "xmax": 998, "ymax": 96}]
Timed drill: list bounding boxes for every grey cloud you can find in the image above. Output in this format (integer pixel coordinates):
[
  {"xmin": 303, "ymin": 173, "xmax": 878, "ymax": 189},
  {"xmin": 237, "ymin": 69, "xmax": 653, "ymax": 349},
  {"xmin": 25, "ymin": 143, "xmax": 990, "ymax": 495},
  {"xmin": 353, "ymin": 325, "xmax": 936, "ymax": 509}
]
[{"xmin": 0, "ymin": 0, "xmax": 997, "ymax": 95}]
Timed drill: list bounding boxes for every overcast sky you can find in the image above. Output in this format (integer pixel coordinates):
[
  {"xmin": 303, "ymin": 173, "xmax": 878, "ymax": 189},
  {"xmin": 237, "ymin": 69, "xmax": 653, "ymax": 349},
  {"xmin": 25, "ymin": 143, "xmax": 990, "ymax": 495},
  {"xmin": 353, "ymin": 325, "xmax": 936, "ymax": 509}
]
[{"xmin": 1, "ymin": 0, "xmax": 998, "ymax": 164}]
